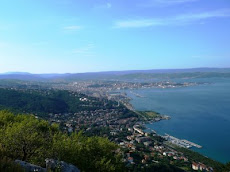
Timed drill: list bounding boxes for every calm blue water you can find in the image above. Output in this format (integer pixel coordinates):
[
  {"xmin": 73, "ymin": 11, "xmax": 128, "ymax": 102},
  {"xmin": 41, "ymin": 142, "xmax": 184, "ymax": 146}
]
[{"xmin": 126, "ymin": 78, "xmax": 230, "ymax": 163}]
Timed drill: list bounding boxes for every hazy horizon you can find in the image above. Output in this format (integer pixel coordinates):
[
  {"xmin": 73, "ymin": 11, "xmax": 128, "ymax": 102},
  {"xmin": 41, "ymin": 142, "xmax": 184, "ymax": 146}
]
[{"xmin": 1, "ymin": 67, "xmax": 230, "ymax": 75}]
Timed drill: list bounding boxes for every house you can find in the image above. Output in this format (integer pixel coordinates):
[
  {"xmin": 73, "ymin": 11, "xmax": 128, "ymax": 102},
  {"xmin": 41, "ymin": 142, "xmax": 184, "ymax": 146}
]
[
  {"xmin": 119, "ymin": 142, "xmax": 125, "ymax": 146},
  {"xmin": 135, "ymin": 137, "xmax": 150, "ymax": 143},
  {"xmin": 168, "ymin": 152, "xmax": 175, "ymax": 157},
  {"xmin": 127, "ymin": 136, "xmax": 133, "ymax": 140},
  {"xmin": 144, "ymin": 155, "xmax": 149, "ymax": 161},
  {"xmin": 128, "ymin": 157, "xmax": 134, "ymax": 163},
  {"xmin": 141, "ymin": 159, "xmax": 146, "ymax": 164},
  {"xmin": 133, "ymin": 126, "xmax": 145, "ymax": 135},
  {"xmin": 199, "ymin": 163, "xmax": 207, "ymax": 171},
  {"xmin": 199, "ymin": 163, "xmax": 208, "ymax": 171},
  {"xmin": 110, "ymin": 131, "xmax": 117, "ymax": 136},
  {"xmin": 128, "ymin": 128, "xmax": 133, "ymax": 132},
  {"xmin": 179, "ymin": 156, "xmax": 188, "ymax": 162},
  {"xmin": 131, "ymin": 146, "xmax": 136, "ymax": 150},
  {"xmin": 173, "ymin": 156, "xmax": 178, "ymax": 160},
  {"xmin": 143, "ymin": 141, "xmax": 152, "ymax": 147},
  {"xmin": 192, "ymin": 162, "xmax": 199, "ymax": 171},
  {"xmin": 79, "ymin": 97, "xmax": 88, "ymax": 101}
]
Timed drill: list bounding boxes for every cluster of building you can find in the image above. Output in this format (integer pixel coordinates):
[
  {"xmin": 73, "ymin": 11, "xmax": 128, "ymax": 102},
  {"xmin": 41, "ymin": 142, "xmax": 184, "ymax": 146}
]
[
  {"xmin": 192, "ymin": 162, "xmax": 213, "ymax": 171},
  {"xmin": 115, "ymin": 125, "xmax": 213, "ymax": 171},
  {"xmin": 50, "ymin": 80, "xmax": 199, "ymax": 100},
  {"xmin": 119, "ymin": 126, "xmax": 184, "ymax": 164},
  {"xmin": 46, "ymin": 99, "xmax": 138, "ymax": 135},
  {"xmin": 44, "ymin": 100, "xmax": 214, "ymax": 171},
  {"xmin": 24, "ymin": 87, "xmax": 214, "ymax": 171}
]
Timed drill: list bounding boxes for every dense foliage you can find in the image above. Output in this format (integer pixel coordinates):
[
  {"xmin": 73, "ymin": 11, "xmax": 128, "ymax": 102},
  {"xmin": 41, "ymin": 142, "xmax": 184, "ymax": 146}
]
[
  {"xmin": 0, "ymin": 111, "xmax": 124, "ymax": 172},
  {"xmin": 0, "ymin": 88, "xmax": 118, "ymax": 116}
]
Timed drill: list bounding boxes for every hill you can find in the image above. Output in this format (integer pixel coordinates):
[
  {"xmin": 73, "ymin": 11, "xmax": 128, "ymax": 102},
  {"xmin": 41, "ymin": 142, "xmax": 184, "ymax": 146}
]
[
  {"xmin": 0, "ymin": 68, "xmax": 230, "ymax": 82},
  {"xmin": 0, "ymin": 88, "xmax": 117, "ymax": 117}
]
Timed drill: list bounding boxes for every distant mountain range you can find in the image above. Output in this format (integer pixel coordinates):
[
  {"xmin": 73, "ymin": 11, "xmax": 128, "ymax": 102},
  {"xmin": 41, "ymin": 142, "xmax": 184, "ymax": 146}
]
[{"xmin": 0, "ymin": 68, "xmax": 230, "ymax": 81}]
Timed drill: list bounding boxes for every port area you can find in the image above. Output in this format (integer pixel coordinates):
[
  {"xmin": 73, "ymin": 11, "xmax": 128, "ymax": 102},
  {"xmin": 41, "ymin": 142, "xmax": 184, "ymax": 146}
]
[{"xmin": 163, "ymin": 134, "xmax": 202, "ymax": 149}]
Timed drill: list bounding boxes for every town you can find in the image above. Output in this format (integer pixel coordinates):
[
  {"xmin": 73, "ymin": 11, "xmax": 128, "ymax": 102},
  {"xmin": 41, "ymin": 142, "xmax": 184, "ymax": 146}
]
[
  {"xmin": 0, "ymin": 82, "xmax": 218, "ymax": 171},
  {"xmin": 40, "ymin": 95, "xmax": 213, "ymax": 171}
]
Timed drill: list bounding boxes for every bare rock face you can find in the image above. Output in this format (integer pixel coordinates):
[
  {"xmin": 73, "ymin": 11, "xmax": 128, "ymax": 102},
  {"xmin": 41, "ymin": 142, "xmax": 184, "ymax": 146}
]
[
  {"xmin": 15, "ymin": 160, "xmax": 47, "ymax": 172},
  {"xmin": 15, "ymin": 159, "xmax": 80, "ymax": 172},
  {"xmin": 45, "ymin": 159, "xmax": 80, "ymax": 172}
]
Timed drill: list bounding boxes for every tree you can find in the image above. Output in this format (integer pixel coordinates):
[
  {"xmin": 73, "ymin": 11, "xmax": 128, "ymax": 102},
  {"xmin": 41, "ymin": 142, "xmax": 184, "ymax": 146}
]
[
  {"xmin": 0, "ymin": 111, "xmax": 125, "ymax": 171},
  {"xmin": 51, "ymin": 132, "xmax": 124, "ymax": 172},
  {"xmin": 0, "ymin": 111, "xmax": 58, "ymax": 166}
]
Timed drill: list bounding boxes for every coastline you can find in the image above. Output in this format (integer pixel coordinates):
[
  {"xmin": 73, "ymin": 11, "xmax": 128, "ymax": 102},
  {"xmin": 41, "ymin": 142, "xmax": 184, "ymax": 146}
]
[
  {"xmin": 120, "ymin": 84, "xmax": 230, "ymax": 164},
  {"xmin": 133, "ymin": 109, "xmax": 202, "ymax": 150},
  {"xmin": 121, "ymin": 90, "xmax": 204, "ymax": 153}
]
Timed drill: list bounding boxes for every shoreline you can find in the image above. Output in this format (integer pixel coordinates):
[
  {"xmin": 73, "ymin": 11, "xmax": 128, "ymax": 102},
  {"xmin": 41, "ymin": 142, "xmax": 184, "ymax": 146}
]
[
  {"xmin": 121, "ymin": 88, "xmax": 230, "ymax": 164},
  {"xmin": 121, "ymin": 91, "xmax": 203, "ymax": 150},
  {"xmin": 133, "ymin": 110, "xmax": 202, "ymax": 150}
]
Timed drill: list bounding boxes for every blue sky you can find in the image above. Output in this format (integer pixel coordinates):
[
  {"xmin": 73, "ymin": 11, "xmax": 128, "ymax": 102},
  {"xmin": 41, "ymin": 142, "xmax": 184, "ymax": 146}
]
[{"xmin": 0, "ymin": 0, "xmax": 230, "ymax": 73}]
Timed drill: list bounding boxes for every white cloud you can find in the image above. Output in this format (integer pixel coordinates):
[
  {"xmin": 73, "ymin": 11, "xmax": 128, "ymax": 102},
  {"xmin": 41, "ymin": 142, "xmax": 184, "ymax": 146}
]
[
  {"xmin": 64, "ymin": 25, "xmax": 82, "ymax": 30},
  {"xmin": 114, "ymin": 9, "xmax": 230, "ymax": 28},
  {"xmin": 175, "ymin": 9, "xmax": 230, "ymax": 21},
  {"xmin": 114, "ymin": 19, "xmax": 164, "ymax": 28}
]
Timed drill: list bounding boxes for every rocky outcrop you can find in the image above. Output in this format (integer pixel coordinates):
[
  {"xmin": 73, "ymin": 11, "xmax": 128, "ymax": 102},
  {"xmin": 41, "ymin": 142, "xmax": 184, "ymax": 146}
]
[
  {"xmin": 45, "ymin": 159, "xmax": 80, "ymax": 172},
  {"xmin": 15, "ymin": 159, "xmax": 80, "ymax": 172},
  {"xmin": 15, "ymin": 160, "xmax": 46, "ymax": 172}
]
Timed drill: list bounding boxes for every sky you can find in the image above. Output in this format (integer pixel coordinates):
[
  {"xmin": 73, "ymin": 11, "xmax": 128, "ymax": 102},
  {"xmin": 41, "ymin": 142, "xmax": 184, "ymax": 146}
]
[{"xmin": 0, "ymin": 0, "xmax": 230, "ymax": 73}]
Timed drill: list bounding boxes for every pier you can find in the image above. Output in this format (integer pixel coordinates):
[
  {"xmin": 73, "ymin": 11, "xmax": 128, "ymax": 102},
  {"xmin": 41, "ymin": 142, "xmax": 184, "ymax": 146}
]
[
  {"xmin": 163, "ymin": 134, "xmax": 202, "ymax": 149},
  {"xmin": 181, "ymin": 139, "xmax": 202, "ymax": 149}
]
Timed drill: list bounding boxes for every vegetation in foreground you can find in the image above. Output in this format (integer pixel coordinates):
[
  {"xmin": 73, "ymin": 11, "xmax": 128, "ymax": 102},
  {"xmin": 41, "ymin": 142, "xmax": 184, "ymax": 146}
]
[
  {"xmin": 0, "ymin": 110, "xmax": 124, "ymax": 172},
  {"xmin": 0, "ymin": 110, "xmax": 193, "ymax": 172}
]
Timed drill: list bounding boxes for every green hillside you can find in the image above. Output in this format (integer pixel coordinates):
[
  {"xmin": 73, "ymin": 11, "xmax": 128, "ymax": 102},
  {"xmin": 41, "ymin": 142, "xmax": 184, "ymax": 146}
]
[{"xmin": 0, "ymin": 88, "xmax": 117, "ymax": 116}]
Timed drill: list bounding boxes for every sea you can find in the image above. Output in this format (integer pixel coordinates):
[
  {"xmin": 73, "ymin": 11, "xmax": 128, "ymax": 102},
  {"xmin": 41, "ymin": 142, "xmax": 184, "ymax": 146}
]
[{"xmin": 125, "ymin": 77, "xmax": 230, "ymax": 163}]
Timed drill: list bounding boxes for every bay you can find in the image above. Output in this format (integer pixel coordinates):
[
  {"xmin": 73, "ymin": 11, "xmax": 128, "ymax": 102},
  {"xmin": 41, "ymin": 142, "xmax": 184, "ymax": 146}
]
[{"xmin": 125, "ymin": 78, "xmax": 230, "ymax": 163}]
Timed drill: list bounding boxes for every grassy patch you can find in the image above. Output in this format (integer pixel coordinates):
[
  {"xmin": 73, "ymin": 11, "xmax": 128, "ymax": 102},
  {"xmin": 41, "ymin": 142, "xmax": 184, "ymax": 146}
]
[{"xmin": 136, "ymin": 111, "xmax": 160, "ymax": 120}]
